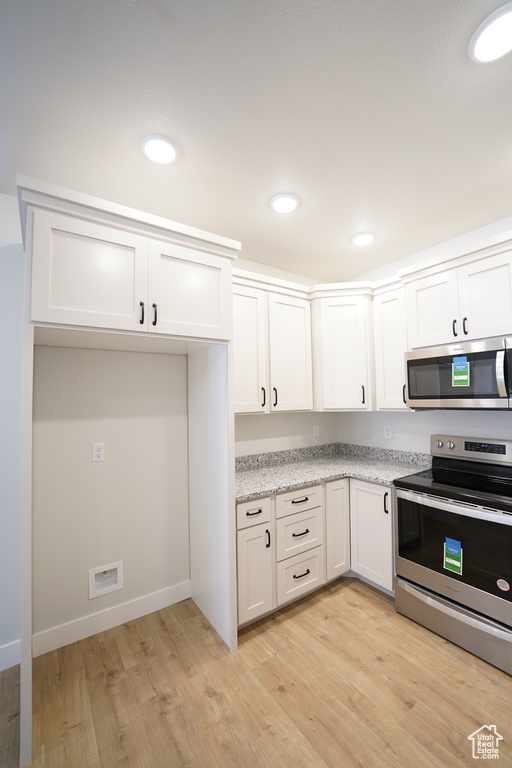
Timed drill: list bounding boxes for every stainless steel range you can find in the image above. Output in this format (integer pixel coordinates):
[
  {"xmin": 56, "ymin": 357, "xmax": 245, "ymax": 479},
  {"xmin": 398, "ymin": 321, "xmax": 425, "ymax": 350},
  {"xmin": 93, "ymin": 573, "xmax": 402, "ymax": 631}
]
[{"xmin": 394, "ymin": 435, "xmax": 512, "ymax": 675}]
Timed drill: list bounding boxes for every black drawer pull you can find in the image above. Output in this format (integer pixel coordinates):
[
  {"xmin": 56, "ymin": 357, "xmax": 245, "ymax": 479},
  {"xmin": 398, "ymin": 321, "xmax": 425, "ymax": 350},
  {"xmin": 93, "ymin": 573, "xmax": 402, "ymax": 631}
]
[
  {"xmin": 265, "ymin": 529, "xmax": 271, "ymax": 548},
  {"xmin": 273, "ymin": 387, "xmax": 278, "ymax": 407},
  {"xmin": 139, "ymin": 301, "xmax": 145, "ymax": 324},
  {"xmin": 246, "ymin": 508, "xmax": 263, "ymax": 517},
  {"xmin": 383, "ymin": 491, "xmax": 389, "ymax": 514},
  {"xmin": 463, "ymin": 316, "xmax": 468, "ymax": 335},
  {"xmin": 152, "ymin": 303, "xmax": 158, "ymax": 326},
  {"xmin": 291, "ymin": 496, "xmax": 309, "ymax": 505},
  {"xmin": 452, "ymin": 319, "xmax": 458, "ymax": 337},
  {"xmin": 292, "ymin": 528, "xmax": 310, "ymax": 538},
  {"xmin": 293, "ymin": 568, "xmax": 311, "ymax": 580},
  {"xmin": 261, "ymin": 387, "xmax": 266, "ymax": 408},
  {"xmin": 361, "ymin": 385, "xmax": 365, "ymax": 404}
]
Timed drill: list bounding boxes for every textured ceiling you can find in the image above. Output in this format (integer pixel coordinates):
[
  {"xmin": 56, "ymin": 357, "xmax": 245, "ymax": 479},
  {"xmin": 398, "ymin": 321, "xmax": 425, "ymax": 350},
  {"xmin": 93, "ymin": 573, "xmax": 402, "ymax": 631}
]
[{"xmin": 2, "ymin": 0, "xmax": 512, "ymax": 281}]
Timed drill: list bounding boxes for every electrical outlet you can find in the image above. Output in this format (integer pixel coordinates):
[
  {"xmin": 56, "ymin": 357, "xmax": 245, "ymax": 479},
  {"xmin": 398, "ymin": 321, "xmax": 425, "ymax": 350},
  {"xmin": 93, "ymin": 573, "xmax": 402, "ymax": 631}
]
[
  {"xmin": 384, "ymin": 426, "xmax": 392, "ymax": 439},
  {"xmin": 313, "ymin": 424, "xmax": 320, "ymax": 437},
  {"xmin": 92, "ymin": 442, "xmax": 105, "ymax": 462}
]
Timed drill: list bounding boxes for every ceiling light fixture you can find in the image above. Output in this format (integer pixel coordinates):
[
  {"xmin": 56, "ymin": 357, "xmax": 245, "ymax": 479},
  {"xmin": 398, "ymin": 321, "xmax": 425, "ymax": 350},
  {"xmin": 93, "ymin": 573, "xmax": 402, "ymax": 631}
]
[
  {"xmin": 469, "ymin": 3, "xmax": 512, "ymax": 62},
  {"xmin": 141, "ymin": 134, "xmax": 178, "ymax": 164},
  {"xmin": 351, "ymin": 232, "xmax": 374, "ymax": 246},
  {"xmin": 270, "ymin": 193, "xmax": 299, "ymax": 213}
]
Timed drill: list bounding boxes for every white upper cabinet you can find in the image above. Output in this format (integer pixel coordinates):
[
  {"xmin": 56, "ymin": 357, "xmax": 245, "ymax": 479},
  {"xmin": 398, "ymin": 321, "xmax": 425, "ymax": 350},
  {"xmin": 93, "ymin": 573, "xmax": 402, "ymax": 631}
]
[
  {"xmin": 268, "ymin": 292, "xmax": 312, "ymax": 412},
  {"xmin": 233, "ymin": 272, "xmax": 312, "ymax": 413},
  {"xmin": 19, "ymin": 177, "xmax": 239, "ymax": 342},
  {"xmin": 405, "ymin": 250, "xmax": 512, "ymax": 348},
  {"xmin": 373, "ymin": 284, "xmax": 408, "ymax": 409},
  {"xmin": 312, "ymin": 288, "xmax": 374, "ymax": 410}
]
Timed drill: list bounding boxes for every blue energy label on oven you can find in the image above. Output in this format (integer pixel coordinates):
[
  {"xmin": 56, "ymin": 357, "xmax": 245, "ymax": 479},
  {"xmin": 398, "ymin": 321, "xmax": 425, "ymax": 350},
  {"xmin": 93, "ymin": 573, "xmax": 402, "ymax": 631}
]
[{"xmin": 444, "ymin": 537, "xmax": 463, "ymax": 575}]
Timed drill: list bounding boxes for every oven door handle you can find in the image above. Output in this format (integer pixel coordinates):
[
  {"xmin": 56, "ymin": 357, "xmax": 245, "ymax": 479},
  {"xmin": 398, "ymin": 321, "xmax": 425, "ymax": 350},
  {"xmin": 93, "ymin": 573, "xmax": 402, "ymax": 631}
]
[
  {"xmin": 399, "ymin": 580, "xmax": 512, "ymax": 643},
  {"xmin": 496, "ymin": 350, "xmax": 508, "ymax": 398},
  {"xmin": 396, "ymin": 488, "xmax": 512, "ymax": 526}
]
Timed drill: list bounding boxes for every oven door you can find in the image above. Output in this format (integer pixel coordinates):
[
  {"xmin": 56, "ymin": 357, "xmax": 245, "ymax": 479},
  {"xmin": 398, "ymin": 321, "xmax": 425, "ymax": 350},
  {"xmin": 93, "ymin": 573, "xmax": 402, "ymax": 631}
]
[{"xmin": 395, "ymin": 489, "xmax": 512, "ymax": 628}]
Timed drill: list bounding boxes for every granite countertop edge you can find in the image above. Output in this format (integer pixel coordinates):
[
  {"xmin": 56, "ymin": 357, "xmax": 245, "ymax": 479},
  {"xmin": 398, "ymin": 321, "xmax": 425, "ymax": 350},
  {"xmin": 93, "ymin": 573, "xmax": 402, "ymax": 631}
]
[{"xmin": 235, "ymin": 443, "xmax": 431, "ymax": 502}]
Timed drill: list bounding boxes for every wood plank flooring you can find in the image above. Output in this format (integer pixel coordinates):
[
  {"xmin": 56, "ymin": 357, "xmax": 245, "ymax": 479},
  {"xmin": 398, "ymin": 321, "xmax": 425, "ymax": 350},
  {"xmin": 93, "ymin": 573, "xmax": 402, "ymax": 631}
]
[
  {"xmin": 5, "ymin": 578, "xmax": 512, "ymax": 767},
  {"xmin": 0, "ymin": 663, "xmax": 19, "ymax": 768}
]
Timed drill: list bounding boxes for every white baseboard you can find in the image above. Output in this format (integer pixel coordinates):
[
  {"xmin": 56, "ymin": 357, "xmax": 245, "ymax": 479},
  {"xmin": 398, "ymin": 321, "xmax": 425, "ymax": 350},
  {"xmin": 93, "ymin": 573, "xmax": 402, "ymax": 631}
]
[
  {"xmin": 0, "ymin": 638, "xmax": 21, "ymax": 671},
  {"xmin": 32, "ymin": 580, "xmax": 191, "ymax": 657}
]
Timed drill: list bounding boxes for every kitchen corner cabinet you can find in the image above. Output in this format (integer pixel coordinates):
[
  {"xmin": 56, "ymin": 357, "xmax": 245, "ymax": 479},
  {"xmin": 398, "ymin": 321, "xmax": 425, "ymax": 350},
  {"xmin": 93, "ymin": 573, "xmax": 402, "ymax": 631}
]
[
  {"xmin": 29, "ymin": 207, "xmax": 235, "ymax": 341},
  {"xmin": 236, "ymin": 497, "xmax": 275, "ymax": 625},
  {"xmin": 349, "ymin": 479, "xmax": 393, "ymax": 592},
  {"xmin": 233, "ymin": 277, "xmax": 313, "ymax": 413},
  {"xmin": 373, "ymin": 286, "xmax": 408, "ymax": 410},
  {"xmin": 405, "ymin": 250, "xmax": 512, "ymax": 348},
  {"xmin": 325, "ymin": 479, "xmax": 350, "ymax": 580},
  {"xmin": 311, "ymin": 289, "xmax": 374, "ymax": 410}
]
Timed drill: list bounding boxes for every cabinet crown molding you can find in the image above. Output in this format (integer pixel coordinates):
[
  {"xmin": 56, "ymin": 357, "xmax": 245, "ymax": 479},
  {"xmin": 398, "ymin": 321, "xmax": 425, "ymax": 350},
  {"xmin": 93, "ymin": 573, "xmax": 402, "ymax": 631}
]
[{"xmin": 17, "ymin": 175, "xmax": 240, "ymax": 260}]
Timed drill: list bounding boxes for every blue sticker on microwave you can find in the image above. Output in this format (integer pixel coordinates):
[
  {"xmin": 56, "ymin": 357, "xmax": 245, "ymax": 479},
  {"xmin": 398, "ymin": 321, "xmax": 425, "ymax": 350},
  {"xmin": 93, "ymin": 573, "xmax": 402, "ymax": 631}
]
[{"xmin": 452, "ymin": 356, "xmax": 470, "ymax": 387}]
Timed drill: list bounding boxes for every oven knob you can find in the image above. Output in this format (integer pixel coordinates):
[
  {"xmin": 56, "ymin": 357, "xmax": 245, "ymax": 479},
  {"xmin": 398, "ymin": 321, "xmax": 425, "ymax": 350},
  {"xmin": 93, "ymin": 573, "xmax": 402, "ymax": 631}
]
[
  {"xmin": 448, "ymin": 441, "xmax": 455, "ymax": 449},
  {"xmin": 436, "ymin": 440, "xmax": 444, "ymax": 448}
]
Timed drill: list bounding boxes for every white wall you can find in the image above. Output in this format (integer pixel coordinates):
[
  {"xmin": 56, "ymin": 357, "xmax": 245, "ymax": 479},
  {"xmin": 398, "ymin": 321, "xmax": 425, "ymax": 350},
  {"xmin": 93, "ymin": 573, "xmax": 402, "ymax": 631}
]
[
  {"xmin": 0, "ymin": 193, "xmax": 23, "ymax": 670},
  {"xmin": 337, "ymin": 409, "xmax": 512, "ymax": 455},
  {"xmin": 32, "ymin": 346, "xmax": 190, "ymax": 651},
  {"xmin": 235, "ymin": 411, "xmax": 339, "ymax": 456},
  {"xmin": 0, "ymin": 245, "xmax": 24, "ymax": 669}
]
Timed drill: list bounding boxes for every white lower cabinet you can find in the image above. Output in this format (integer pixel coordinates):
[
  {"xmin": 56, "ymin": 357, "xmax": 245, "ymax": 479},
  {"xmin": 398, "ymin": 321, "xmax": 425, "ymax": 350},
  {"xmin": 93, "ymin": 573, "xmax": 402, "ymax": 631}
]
[
  {"xmin": 325, "ymin": 478, "xmax": 351, "ymax": 580},
  {"xmin": 236, "ymin": 497, "xmax": 275, "ymax": 625},
  {"xmin": 349, "ymin": 479, "xmax": 393, "ymax": 592}
]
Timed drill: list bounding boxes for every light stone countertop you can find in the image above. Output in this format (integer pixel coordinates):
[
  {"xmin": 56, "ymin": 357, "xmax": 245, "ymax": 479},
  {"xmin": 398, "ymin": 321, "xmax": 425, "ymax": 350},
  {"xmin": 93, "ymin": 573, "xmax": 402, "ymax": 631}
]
[{"xmin": 235, "ymin": 444, "xmax": 431, "ymax": 502}]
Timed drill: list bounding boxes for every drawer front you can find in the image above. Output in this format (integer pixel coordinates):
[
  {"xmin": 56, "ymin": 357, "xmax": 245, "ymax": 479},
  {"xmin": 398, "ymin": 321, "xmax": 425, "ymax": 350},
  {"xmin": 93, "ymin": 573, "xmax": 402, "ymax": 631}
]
[
  {"xmin": 276, "ymin": 546, "xmax": 326, "ymax": 605},
  {"xmin": 275, "ymin": 484, "xmax": 323, "ymax": 519},
  {"xmin": 236, "ymin": 497, "xmax": 272, "ymax": 530},
  {"xmin": 276, "ymin": 507, "xmax": 324, "ymax": 561}
]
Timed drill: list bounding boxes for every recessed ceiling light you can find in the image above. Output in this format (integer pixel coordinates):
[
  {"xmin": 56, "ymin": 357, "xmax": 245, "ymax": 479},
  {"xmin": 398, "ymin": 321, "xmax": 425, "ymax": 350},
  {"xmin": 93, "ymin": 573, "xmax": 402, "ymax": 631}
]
[
  {"xmin": 141, "ymin": 134, "xmax": 178, "ymax": 164},
  {"xmin": 351, "ymin": 232, "xmax": 374, "ymax": 246},
  {"xmin": 469, "ymin": 3, "xmax": 512, "ymax": 62},
  {"xmin": 270, "ymin": 193, "xmax": 299, "ymax": 213}
]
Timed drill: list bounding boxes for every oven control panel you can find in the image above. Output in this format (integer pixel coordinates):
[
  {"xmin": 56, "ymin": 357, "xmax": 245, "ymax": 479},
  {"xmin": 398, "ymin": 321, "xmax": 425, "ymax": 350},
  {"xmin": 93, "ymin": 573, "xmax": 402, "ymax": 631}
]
[{"xmin": 431, "ymin": 435, "xmax": 512, "ymax": 464}]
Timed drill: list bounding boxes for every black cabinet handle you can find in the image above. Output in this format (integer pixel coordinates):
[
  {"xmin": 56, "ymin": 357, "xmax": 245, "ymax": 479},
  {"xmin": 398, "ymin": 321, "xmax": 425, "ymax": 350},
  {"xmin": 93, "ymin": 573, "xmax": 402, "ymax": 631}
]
[
  {"xmin": 402, "ymin": 384, "xmax": 407, "ymax": 404},
  {"xmin": 452, "ymin": 319, "xmax": 458, "ymax": 337},
  {"xmin": 152, "ymin": 303, "xmax": 158, "ymax": 326},
  {"xmin": 293, "ymin": 568, "xmax": 311, "ymax": 580},
  {"xmin": 291, "ymin": 496, "xmax": 309, "ymax": 505},
  {"xmin": 463, "ymin": 317, "xmax": 468, "ymax": 335},
  {"xmin": 273, "ymin": 387, "xmax": 278, "ymax": 407},
  {"xmin": 361, "ymin": 385, "xmax": 365, "ymax": 404},
  {"xmin": 246, "ymin": 508, "xmax": 262, "ymax": 517},
  {"xmin": 139, "ymin": 301, "xmax": 145, "ymax": 325},
  {"xmin": 292, "ymin": 528, "xmax": 310, "ymax": 538},
  {"xmin": 261, "ymin": 387, "xmax": 266, "ymax": 408},
  {"xmin": 383, "ymin": 491, "xmax": 389, "ymax": 514},
  {"xmin": 265, "ymin": 529, "xmax": 271, "ymax": 548}
]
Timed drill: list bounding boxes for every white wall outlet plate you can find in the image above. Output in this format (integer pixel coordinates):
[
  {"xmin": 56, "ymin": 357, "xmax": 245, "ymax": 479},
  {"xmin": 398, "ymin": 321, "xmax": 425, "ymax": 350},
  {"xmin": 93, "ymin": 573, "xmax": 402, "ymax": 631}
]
[
  {"xmin": 92, "ymin": 442, "xmax": 105, "ymax": 462},
  {"xmin": 89, "ymin": 560, "xmax": 123, "ymax": 599}
]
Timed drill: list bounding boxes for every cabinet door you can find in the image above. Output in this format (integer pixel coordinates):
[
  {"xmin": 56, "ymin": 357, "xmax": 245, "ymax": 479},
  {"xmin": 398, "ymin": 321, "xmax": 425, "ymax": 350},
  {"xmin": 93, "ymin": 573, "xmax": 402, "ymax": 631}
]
[
  {"xmin": 233, "ymin": 286, "xmax": 269, "ymax": 413},
  {"xmin": 457, "ymin": 252, "xmax": 512, "ymax": 341},
  {"xmin": 237, "ymin": 522, "xmax": 274, "ymax": 625},
  {"xmin": 268, "ymin": 293, "xmax": 313, "ymax": 411},
  {"xmin": 317, "ymin": 296, "xmax": 370, "ymax": 409},
  {"xmin": 148, "ymin": 241, "xmax": 232, "ymax": 340},
  {"xmin": 325, "ymin": 479, "xmax": 350, "ymax": 581},
  {"xmin": 31, "ymin": 209, "xmax": 148, "ymax": 331},
  {"xmin": 373, "ymin": 288, "xmax": 408, "ymax": 409},
  {"xmin": 406, "ymin": 270, "xmax": 459, "ymax": 348},
  {"xmin": 350, "ymin": 480, "xmax": 393, "ymax": 592}
]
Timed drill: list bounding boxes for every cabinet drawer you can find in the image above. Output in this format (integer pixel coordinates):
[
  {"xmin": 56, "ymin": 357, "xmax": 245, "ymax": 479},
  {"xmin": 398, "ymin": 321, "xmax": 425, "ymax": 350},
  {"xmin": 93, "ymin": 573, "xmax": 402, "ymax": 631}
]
[
  {"xmin": 276, "ymin": 546, "xmax": 326, "ymax": 605},
  {"xmin": 275, "ymin": 507, "xmax": 323, "ymax": 561},
  {"xmin": 275, "ymin": 484, "xmax": 323, "ymax": 519},
  {"xmin": 236, "ymin": 497, "xmax": 272, "ymax": 530}
]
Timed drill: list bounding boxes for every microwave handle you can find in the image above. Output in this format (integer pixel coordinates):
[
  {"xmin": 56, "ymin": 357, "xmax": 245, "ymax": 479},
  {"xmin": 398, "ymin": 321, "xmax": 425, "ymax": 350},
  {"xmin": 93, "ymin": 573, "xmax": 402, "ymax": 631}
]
[{"xmin": 496, "ymin": 350, "xmax": 507, "ymax": 398}]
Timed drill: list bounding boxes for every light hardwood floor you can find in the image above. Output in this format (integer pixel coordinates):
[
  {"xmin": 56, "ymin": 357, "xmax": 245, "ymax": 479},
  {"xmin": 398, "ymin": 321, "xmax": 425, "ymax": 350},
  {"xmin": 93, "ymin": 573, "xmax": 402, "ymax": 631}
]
[{"xmin": 5, "ymin": 577, "xmax": 512, "ymax": 767}]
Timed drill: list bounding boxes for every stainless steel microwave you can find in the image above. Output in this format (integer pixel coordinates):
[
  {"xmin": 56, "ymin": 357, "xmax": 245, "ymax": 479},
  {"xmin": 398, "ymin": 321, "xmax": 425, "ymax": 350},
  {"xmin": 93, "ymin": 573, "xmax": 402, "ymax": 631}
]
[{"xmin": 405, "ymin": 337, "xmax": 512, "ymax": 409}]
